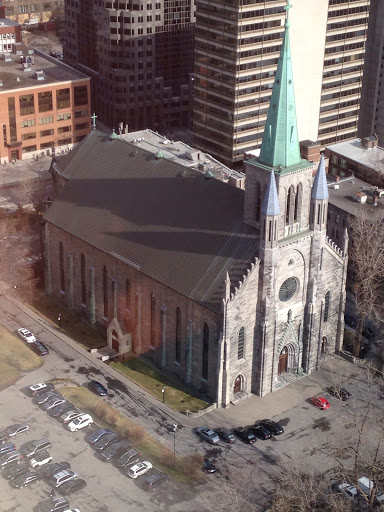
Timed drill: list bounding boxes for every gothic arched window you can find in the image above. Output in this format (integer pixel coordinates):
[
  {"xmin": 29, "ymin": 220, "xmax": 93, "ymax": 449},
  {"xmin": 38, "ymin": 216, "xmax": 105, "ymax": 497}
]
[
  {"xmin": 126, "ymin": 279, "xmax": 131, "ymax": 309},
  {"xmin": 151, "ymin": 292, "xmax": 156, "ymax": 346},
  {"xmin": 294, "ymin": 183, "xmax": 302, "ymax": 223},
  {"xmin": 286, "ymin": 188, "xmax": 291, "ymax": 225},
  {"xmin": 175, "ymin": 307, "xmax": 181, "ymax": 362},
  {"xmin": 202, "ymin": 323, "xmax": 209, "ymax": 380},
  {"xmin": 238, "ymin": 327, "xmax": 245, "ymax": 360},
  {"xmin": 59, "ymin": 242, "xmax": 65, "ymax": 292},
  {"xmin": 324, "ymin": 291, "xmax": 330, "ymax": 322},
  {"xmin": 255, "ymin": 182, "xmax": 262, "ymax": 221},
  {"xmin": 81, "ymin": 253, "xmax": 86, "ymax": 304},
  {"xmin": 103, "ymin": 266, "xmax": 108, "ymax": 318}
]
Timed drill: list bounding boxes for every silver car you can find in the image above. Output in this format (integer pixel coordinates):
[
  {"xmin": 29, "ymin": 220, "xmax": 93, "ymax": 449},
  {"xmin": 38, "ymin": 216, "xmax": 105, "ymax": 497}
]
[{"xmin": 59, "ymin": 409, "xmax": 83, "ymax": 424}]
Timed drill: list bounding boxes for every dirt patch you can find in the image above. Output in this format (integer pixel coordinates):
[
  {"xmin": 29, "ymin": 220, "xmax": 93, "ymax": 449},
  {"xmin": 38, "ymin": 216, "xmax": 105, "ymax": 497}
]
[
  {"xmin": 277, "ymin": 417, "xmax": 290, "ymax": 426},
  {"xmin": 312, "ymin": 417, "xmax": 331, "ymax": 432},
  {"xmin": 104, "ymin": 376, "xmax": 129, "ymax": 394}
]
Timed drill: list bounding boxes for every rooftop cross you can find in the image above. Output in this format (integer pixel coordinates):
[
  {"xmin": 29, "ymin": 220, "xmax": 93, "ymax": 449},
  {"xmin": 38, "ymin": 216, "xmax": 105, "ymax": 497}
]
[
  {"xmin": 91, "ymin": 112, "xmax": 97, "ymax": 130},
  {"xmin": 284, "ymin": 0, "xmax": 292, "ymax": 28}
]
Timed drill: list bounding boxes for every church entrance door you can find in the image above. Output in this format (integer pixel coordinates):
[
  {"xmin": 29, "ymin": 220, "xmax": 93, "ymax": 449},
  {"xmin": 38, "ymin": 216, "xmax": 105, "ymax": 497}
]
[
  {"xmin": 111, "ymin": 330, "xmax": 119, "ymax": 353},
  {"xmin": 233, "ymin": 375, "xmax": 243, "ymax": 394},
  {"xmin": 278, "ymin": 347, "xmax": 288, "ymax": 375}
]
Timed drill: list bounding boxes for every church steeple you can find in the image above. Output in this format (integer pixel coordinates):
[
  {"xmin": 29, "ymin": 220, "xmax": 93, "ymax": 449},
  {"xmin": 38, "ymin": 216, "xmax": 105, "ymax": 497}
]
[
  {"xmin": 260, "ymin": 171, "xmax": 280, "ymax": 248},
  {"xmin": 311, "ymin": 153, "xmax": 329, "ymax": 200},
  {"xmin": 261, "ymin": 170, "xmax": 280, "ymax": 216},
  {"xmin": 259, "ymin": 0, "xmax": 301, "ymax": 169}
]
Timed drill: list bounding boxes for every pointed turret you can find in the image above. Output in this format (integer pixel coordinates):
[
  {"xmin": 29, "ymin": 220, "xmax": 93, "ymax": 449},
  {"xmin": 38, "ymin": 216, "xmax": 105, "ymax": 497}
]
[
  {"xmin": 261, "ymin": 171, "xmax": 280, "ymax": 216},
  {"xmin": 259, "ymin": 1, "xmax": 301, "ymax": 169},
  {"xmin": 260, "ymin": 171, "xmax": 280, "ymax": 248},
  {"xmin": 311, "ymin": 154, "xmax": 328, "ymax": 200}
]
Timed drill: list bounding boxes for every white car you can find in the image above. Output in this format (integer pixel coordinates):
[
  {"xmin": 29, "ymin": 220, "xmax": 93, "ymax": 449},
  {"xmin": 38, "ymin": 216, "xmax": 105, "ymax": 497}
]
[
  {"xmin": 59, "ymin": 409, "xmax": 83, "ymax": 424},
  {"xmin": 127, "ymin": 461, "xmax": 152, "ymax": 479},
  {"xmin": 333, "ymin": 482, "xmax": 358, "ymax": 499},
  {"xmin": 67, "ymin": 414, "xmax": 93, "ymax": 432},
  {"xmin": 30, "ymin": 451, "xmax": 53, "ymax": 468},
  {"xmin": 63, "ymin": 509, "xmax": 80, "ymax": 512},
  {"xmin": 18, "ymin": 328, "xmax": 36, "ymax": 343}
]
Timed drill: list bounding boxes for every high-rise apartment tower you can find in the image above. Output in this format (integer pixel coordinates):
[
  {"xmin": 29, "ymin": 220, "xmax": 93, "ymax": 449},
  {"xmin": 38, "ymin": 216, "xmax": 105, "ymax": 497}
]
[
  {"xmin": 64, "ymin": 0, "xmax": 195, "ymax": 132},
  {"xmin": 194, "ymin": 0, "xmax": 370, "ymax": 168}
]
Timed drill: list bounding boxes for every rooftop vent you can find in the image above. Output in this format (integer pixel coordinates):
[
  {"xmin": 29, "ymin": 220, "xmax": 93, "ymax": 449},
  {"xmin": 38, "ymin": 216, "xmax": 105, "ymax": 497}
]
[
  {"xmin": 35, "ymin": 70, "xmax": 45, "ymax": 80},
  {"xmin": 2, "ymin": 53, "xmax": 12, "ymax": 62},
  {"xmin": 22, "ymin": 62, "xmax": 31, "ymax": 72},
  {"xmin": 362, "ymin": 135, "xmax": 378, "ymax": 149}
]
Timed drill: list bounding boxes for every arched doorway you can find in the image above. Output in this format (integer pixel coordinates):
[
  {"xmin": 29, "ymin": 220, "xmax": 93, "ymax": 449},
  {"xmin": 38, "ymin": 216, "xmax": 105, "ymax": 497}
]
[
  {"xmin": 111, "ymin": 329, "xmax": 119, "ymax": 352},
  {"xmin": 278, "ymin": 347, "xmax": 288, "ymax": 375},
  {"xmin": 233, "ymin": 374, "xmax": 244, "ymax": 394},
  {"xmin": 321, "ymin": 336, "xmax": 327, "ymax": 355}
]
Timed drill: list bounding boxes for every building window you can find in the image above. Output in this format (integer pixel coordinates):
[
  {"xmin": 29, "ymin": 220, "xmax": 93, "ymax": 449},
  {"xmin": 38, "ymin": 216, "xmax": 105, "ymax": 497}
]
[
  {"xmin": 75, "ymin": 122, "xmax": 89, "ymax": 131},
  {"xmin": 21, "ymin": 132, "xmax": 36, "ymax": 140},
  {"xmin": 19, "ymin": 94, "xmax": 35, "ymax": 116},
  {"xmin": 39, "ymin": 116, "xmax": 53, "ymax": 125},
  {"xmin": 202, "ymin": 323, "xmax": 209, "ymax": 380},
  {"xmin": 21, "ymin": 119, "xmax": 36, "ymax": 127},
  {"xmin": 238, "ymin": 327, "xmax": 245, "ymax": 360},
  {"xmin": 81, "ymin": 254, "xmax": 86, "ymax": 305},
  {"xmin": 151, "ymin": 292, "xmax": 156, "ymax": 346},
  {"xmin": 126, "ymin": 279, "xmax": 131, "ymax": 309},
  {"xmin": 175, "ymin": 307, "xmax": 181, "ymax": 363},
  {"xmin": 286, "ymin": 187, "xmax": 292, "ymax": 225},
  {"xmin": 56, "ymin": 88, "xmax": 70, "ymax": 109},
  {"xmin": 254, "ymin": 182, "xmax": 261, "ymax": 221},
  {"xmin": 103, "ymin": 266, "xmax": 108, "ymax": 318},
  {"xmin": 294, "ymin": 183, "xmax": 302, "ymax": 223},
  {"xmin": 57, "ymin": 113, "xmax": 71, "ymax": 121},
  {"xmin": 74, "ymin": 109, "xmax": 88, "ymax": 118},
  {"xmin": 38, "ymin": 91, "xmax": 53, "ymax": 113},
  {"xmin": 40, "ymin": 129, "xmax": 54, "ymax": 137},
  {"xmin": 59, "ymin": 242, "xmax": 65, "ymax": 292},
  {"xmin": 74, "ymin": 85, "xmax": 88, "ymax": 107},
  {"xmin": 324, "ymin": 291, "xmax": 330, "ymax": 322},
  {"xmin": 22, "ymin": 145, "xmax": 36, "ymax": 154},
  {"xmin": 58, "ymin": 126, "xmax": 71, "ymax": 134}
]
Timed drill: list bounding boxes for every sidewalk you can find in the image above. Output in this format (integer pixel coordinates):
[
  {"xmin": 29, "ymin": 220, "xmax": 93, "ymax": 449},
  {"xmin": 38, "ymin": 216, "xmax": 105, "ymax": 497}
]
[{"xmin": 4, "ymin": 287, "xmax": 362, "ymax": 430}]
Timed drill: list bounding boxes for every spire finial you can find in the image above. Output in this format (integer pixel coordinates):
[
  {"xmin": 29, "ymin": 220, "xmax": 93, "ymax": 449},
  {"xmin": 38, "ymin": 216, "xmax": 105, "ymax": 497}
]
[
  {"xmin": 91, "ymin": 112, "xmax": 97, "ymax": 130},
  {"xmin": 284, "ymin": 0, "xmax": 292, "ymax": 28}
]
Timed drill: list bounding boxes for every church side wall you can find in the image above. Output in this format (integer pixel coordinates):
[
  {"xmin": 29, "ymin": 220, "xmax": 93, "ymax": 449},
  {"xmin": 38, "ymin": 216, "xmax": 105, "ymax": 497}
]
[{"xmin": 46, "ymin": 223, "xmax": 221, "ymax": 402}]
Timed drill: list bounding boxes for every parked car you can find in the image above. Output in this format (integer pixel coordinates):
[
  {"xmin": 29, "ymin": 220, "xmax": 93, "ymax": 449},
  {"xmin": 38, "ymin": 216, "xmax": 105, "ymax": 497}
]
[
  {"xmin": 195, "ymin": 427, "xmax": 220, "ymax": 445},
  {"xmin": 21, "ymin": 438, "xmax": 51, "ymax": 458},
  {"xmin": 58, "ymin": 478, "xmax": 87, "ymax": 495},
  {"xmin": 38, "ymin": 462, "xmax": 71, "ymax": 479},
  {"xmin": 1, "ymin": 422, "xmax": 30, "ymax": 439},
  {"xmin": 127, "ymin": 461, "xmax": 152, "ymax": 479},
  {"xmin": 47, "ymin": 469, "xmax": 78, "ymax": 488},
  {"xmin": 48, "ymin": 402, "xmax": 73, "ymax": 418},
  {"xmin": 332, "ymin": 481, "xmax": 358, "ymax": 499},
  {"xmin": 203, "ymin": 458, "xmax": 217, "ymax": 474},
  {"xmin": 42, "ymin": 396, "xmax": 67, "ymax": 412},
  {"xmin": 28, "ymin": 382, "xmax": 55, "ymax": 397},
  {"xmin": 358, "ymin": 476, "xmax": 384, "ymax": 504},
  {"xmin": 0, "ymin": 443, "xmax": 16, "ymax": 456},
  {"xmin": 67, "ymin": 414, "xmax": 93, "ymax": 432},
  {"xmin": 251, "ymin": 424, "xmax": 272, "ymax": 440},
  {"xmin": 234, "ymin": 427, "xmax": 256, "ymax": 444},
  {"xmin": 10, "ymin": 471, "xmax": 40, "ymax": 488},
  {"xmin": 17, "ymin": 327, "xmax": 36, "ymax": 343},
  {"xmin": 2, "ymin": 462, "xmax": 29, "ymax": 480},
  {"xmin": 0, "ymin": 450, "xmax": 24, "ymax": 467},
  {"xmin": 33, "ymin": 391, "xmax": 61, "ymax": 405},
  {"xmin": 215, "ymin": 429, "xmax": 236, "ymax": 443},
  {"xmin": 29, "ymin": 340, "xmax": 49, "ymax": 356},
  {"xmin": 311, "ymin": 396, "xmax": 330, "ymax": 410},
  {"xmin": 115, "ymin": 448, "xmax": 141, "ymax": 469},
  {"xmin": 141, "ymin": 470, "xmax": 169, "ymax": 491},
  {"xmin": 59, "ymin": 409, "xmax": 83, "ymax": 424},
  {"xmin": 94, "ymin": 432, "xmax": 119, "ymax": 451},
  {"xmin": 29, "ymin": 451, "xmax": 53, "ymax": 468},
  {"xmin": 87, "ymin": 428, "xmax": 112, "ymax": 445},
  {"xmin": 88, "ymin": 380, "xmax": 108, "ymax": 396},
  {"xmin": 327, "ymin": 386, "xmax": 352, "ymax": 401},
  {"xmin": 260, "ymin": 419, "xmax": 284, "ymax": 435},
  {"xmin": 36, "ymin": 497, "xmax": 70, "ymax": 512},
  {"xmin": 98, "ymin": 439, "xmax": 132, "ymax": 462}
]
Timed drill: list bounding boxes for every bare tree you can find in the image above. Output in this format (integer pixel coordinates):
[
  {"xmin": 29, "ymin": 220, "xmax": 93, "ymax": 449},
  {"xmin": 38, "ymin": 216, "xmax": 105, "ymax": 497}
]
[{"xmin": 348, "ymin": 210, "xmax": 384, "ymax": 357}]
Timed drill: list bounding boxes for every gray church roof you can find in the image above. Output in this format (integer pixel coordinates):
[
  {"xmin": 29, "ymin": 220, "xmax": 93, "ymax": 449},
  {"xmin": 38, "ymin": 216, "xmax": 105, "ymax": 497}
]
[
  {"xmin": 311, "ymin": 154, "xmax": 329, "ymax": 200},
  {"xmin": 261, "ymin": 171, "xmax": 280, "ymax": 216},
  {"xmin": 46, "ymin": 130, "xmax": 259, "ymax": 313}
]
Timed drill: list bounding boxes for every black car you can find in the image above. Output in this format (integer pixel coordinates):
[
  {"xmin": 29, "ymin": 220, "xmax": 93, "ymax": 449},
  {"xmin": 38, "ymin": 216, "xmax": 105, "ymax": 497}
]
[
  {"xmin": 48, "ymin": 402, "xmax": 73, "ymax": 418},
  {"xmin": 142, "ymin": 470, "xmax": 169, "ymax": 491},
  {"xmin": 87, "ymin": 428, "xmax": 112, "ymax": 445},
  {"xmin": 1, "ymin": 422, "xmax": 30, "ymax": 439},
  {"xmin": 215, "ymin": 429, "xmax": 236, "ymax": 443},
  {"xmin": 10, "ymin": 471, "xmax": 39, "ymax": 488},
  {"xmin": 234, "ymin": 427, "xmax": 256, "ymax": 444},
  {"xmin": 115, "ymin": 448, "xmax": 141, "ymax": 469},
  {"xmin": 328, "ymin": 386, "xmax": 352, "ymax": 401},
  {"xmin": 0, "ymin": 443, "xmax": 16, "ymax": 456},
  {"xmin": 0, "ymin": 450, "xmax": 24, "ymax": 467},
  {"xmin": 36, "ymin": 497, "xmax": 69, "ymax": 512},
  {"xmin": 33, "ymin": 391, "xmax": 61, "ymax": 405},
  {"xmin": 88, "ymin": 380, "xmax": 108, "ymax": 396},
  {"xmin": 260, "ymin": 419, "xmax": 284, "ymax": 435},
  {"xmin": 98, "ymin": 439, "xmax": 132, "ymax": 462},
  {"xmin": 38, "ymin": 462, "xmax": 71, "ymax": 479},
  {"xmin": 94, "ymin": 432, "xmax": 119, "ymax": 451},
  {"xmin": 2, "ymin": 462, "xmax": 29, "ymax": 480},
  {"xmin": 204, "ymin": 458, "xmax": 217, "ymax": 474},
  {"xmin": 30, "ymin": 340, "xmax": 49, "ymax": 356},
  {"xmin": 58, "ymin": 478, "xmax": 87, "ymax": 495},
  {"xmin": 251, "ymin": 424, "xmax": 271, "ymax": 440}
]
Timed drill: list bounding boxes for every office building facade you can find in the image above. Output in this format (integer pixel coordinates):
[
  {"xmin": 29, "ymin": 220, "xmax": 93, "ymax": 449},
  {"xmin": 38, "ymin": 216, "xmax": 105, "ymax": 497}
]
[{"xmin": 193, "ymin": 0, "xmax": 370, "ymax": 168}]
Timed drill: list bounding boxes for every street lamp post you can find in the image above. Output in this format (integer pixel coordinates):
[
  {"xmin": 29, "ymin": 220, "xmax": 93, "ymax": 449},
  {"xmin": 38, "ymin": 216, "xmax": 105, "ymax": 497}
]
[
  {"xmin": 57, "ymin": 313, "xmax": 61, "ymax": 329},
  {"xmin": 162, "ymin": 386, "xmax": 165, "ymax": 404},
  {"xmin": 172, "ymin": 424, "xmax": 178, "ymax": 467}
]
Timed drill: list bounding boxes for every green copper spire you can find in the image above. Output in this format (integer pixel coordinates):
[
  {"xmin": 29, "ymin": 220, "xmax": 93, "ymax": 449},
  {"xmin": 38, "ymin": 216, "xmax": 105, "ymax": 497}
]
[{"xmin": 259, "ymin": 0, "xmax": 301, "ymax": 169}]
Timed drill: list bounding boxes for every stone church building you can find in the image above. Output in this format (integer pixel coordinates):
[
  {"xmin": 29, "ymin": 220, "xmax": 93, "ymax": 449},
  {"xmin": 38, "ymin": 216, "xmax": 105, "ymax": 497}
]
[{"xmin": 44, "ymin": 8, "xmax": 347, "ymax": 408}]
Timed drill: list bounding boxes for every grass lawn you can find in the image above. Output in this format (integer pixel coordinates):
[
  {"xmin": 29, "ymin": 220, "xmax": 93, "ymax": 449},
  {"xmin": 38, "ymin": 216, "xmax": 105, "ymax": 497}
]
[
  {"xmin": 110, "ymin": 358, "xmax": 209, "ymax": 414},
  {"xmin": 60, "ymin": 386, "xmax": 203, "ymax": 482},
  {"xmin": 27, "ymin": 289, "xmax": 105, "ymax": 350},
  {"xmin": 0, "ymin": 324, "xmax": 42, "ymax": 390}
]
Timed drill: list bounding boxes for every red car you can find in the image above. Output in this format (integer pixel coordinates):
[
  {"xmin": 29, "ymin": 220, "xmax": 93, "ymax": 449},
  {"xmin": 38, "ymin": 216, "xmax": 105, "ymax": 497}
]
[{"xmin": 311, "ymin": 396, "xmax": 330, "ymax": 410}]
